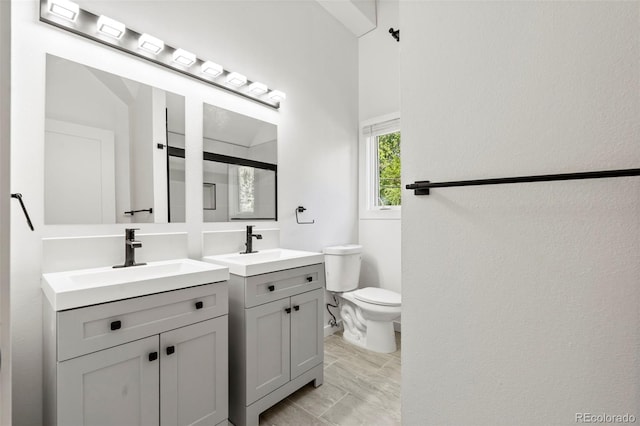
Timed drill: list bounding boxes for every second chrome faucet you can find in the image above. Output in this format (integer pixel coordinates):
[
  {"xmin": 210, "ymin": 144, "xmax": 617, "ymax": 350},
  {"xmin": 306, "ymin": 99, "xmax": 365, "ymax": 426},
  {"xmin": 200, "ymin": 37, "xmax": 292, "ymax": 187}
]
[{"xmin": 243, "ymin": 225, "xmax": 262, "ymax": 254}]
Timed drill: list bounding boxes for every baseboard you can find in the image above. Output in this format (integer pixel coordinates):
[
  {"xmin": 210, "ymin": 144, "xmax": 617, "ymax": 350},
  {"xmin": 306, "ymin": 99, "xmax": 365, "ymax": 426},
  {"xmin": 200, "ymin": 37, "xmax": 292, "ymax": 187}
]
[{"xmin": 324, "ymin": 320, "xmax": 342, "ymax": 337}]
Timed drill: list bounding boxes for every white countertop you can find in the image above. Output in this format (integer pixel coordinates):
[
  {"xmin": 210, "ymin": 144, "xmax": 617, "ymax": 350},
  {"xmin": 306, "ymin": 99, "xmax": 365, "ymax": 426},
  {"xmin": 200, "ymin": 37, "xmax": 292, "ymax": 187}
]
[
  {"xmin": 42, "ymin": 258, "xmax": 229, "ymax": 311},
  {"xmin": 202, "ymin": 248, "xmax": 324, "ymax": 276}
]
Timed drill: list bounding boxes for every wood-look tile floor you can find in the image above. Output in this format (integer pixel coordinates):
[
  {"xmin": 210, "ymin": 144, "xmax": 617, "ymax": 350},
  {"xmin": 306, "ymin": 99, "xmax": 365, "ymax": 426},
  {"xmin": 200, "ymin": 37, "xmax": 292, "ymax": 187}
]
[{"xmin": 259, "ymin": 331, "xmax": 401, "ymax": 426}]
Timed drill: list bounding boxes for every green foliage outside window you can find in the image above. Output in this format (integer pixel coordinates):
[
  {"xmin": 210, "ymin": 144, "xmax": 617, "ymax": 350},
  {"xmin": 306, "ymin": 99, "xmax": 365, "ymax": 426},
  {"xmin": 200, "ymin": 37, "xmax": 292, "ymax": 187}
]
[{"xmin": 377, "ymin": 131, "xmax": 401, "ymax": 206}]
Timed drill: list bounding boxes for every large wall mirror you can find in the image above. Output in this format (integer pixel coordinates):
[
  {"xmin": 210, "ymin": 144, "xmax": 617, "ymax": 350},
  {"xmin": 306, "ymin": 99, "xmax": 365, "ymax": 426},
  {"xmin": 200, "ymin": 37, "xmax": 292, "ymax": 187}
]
[
  {"xmin": 203, "ymin": 103, "xmax": 277, "ymax": 222},
  {"xmin": 45, "ymin": 55, "xmax": 185, "ymax": 224}
]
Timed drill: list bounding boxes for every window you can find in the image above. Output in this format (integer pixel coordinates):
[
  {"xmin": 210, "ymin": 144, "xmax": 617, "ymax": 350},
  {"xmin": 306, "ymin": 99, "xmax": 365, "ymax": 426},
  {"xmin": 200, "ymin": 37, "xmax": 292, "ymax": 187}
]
[
  {"xmin": 361, "ymin": 114, "xmax": 401, "ymax": 218},
  {"xmin": 238, "ymin": 166, "xmax": 255, "ymax": 213},
  {"xmin": 375, "ymin": 130, "xmax": 401, "ymax": 207}
]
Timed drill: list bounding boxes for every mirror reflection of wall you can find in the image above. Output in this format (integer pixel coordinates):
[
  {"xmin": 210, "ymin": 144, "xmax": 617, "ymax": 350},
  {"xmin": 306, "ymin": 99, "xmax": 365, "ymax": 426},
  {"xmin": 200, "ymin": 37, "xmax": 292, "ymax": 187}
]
[
  {"xmin": 202, "ymin": 103, "xmax": 277, "ymax": 222},
  {"xmin": 44, "ymin": 55, "xmax": 185, "ymax": 224}
]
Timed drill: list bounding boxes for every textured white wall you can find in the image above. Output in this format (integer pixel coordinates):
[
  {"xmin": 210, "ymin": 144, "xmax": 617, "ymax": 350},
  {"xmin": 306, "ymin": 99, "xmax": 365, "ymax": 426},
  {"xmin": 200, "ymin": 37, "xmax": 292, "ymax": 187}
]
[
  {"xmin": 358, "ymin": 0, "xmax": 401, "ymax": 294},
  {"xmin": 401, "ymin": 2, "xmax": 640, "ymax": 425},
  {"xmin": 9, "ymin": 1, "xmax": 357, "ymax": 424}
]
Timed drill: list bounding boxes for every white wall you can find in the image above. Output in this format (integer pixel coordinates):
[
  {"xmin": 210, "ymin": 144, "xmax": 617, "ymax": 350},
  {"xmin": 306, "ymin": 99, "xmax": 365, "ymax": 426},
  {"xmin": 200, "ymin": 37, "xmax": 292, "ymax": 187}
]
[
  {"xmin": 401, "ymin": 2, "xmax": 640, "ymax": 425},
  {"xmin": 358, "ymin": 0, "xmax": 401, "ymax": 294},
  {"xmin": 9, "ymin": 1, "xmax": 357, "ymax": 424},
  {"xmin": 0, "ymin": 0, "xmax": 11, "ymax": 422}
]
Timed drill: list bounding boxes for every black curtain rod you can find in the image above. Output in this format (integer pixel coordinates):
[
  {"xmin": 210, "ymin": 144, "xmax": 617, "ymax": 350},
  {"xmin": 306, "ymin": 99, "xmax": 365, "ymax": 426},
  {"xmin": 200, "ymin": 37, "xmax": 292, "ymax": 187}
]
[{"xmin": 406, "ymin": 168, "xmax": 640, "ymax": 195}]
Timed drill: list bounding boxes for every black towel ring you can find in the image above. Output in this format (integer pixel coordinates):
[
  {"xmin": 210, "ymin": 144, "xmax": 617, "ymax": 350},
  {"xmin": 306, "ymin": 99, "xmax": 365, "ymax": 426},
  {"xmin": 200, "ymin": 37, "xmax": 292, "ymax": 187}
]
[{"xmin": 295, "ymin": 206, "xmax": 315, "ymax": 225}]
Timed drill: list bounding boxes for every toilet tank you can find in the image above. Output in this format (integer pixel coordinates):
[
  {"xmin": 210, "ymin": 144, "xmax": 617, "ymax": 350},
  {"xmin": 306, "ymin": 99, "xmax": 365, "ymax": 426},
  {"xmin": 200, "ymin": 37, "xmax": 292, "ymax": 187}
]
[{"xmin": 323, "ymin": 244, "xmax": 362, "ymax": 292}]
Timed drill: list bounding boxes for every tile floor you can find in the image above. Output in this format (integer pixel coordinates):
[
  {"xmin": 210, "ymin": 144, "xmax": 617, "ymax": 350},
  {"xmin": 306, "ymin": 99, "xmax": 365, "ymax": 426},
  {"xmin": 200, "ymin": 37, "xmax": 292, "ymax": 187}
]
[{"xmin": 258, "ymin": 331, "xmax": 401, "ymax": 426}]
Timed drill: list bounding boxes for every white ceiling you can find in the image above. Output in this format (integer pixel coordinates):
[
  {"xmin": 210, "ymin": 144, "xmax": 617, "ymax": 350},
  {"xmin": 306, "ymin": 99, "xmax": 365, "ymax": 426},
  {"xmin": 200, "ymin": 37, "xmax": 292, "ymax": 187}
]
[{"xmin": 315, "ymin": 0, "xmax": 377, "ymax": 37}]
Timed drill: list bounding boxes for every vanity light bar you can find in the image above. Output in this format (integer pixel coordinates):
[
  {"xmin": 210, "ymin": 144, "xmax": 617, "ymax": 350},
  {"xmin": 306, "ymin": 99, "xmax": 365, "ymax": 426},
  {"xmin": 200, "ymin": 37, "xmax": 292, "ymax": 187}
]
[
  {"xmin": 138, "ymin": 33, "xmax": 164, "ymax": 55},
  {"xmin": 47, "ymin": 0, "xmax": 79, "ymax": 22},
  {"xmin": 97, "ymin": 15, "xmax": 126, "ymax": 40},
  {"xmin": 39, "ymin": 0, "xmax": 285, "ymax": 109}
]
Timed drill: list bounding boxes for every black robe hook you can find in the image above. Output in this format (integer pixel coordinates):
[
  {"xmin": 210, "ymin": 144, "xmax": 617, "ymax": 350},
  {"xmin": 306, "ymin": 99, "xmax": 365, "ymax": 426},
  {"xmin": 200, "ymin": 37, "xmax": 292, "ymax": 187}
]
[{"xmin": 389, "ymin": 27, "xmax": 400, "ymax": 42}]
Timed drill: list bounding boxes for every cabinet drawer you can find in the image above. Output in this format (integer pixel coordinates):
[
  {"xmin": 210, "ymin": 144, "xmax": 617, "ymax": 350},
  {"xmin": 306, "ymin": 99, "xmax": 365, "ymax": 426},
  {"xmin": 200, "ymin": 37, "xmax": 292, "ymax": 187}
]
[
  {"xmin": 244, "ymin": 264, "xmax": 324, "ymax": 308},
  {"xmin": 57, "ymin": 282, "xmax": 228, "ymax": 361}
]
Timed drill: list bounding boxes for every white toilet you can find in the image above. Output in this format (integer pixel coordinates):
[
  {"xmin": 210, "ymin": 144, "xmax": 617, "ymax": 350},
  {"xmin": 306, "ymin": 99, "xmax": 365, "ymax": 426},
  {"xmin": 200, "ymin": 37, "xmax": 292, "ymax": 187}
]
[{"xmin": 323, "ymin": 244, "xmax": 401, "ymax": 353}]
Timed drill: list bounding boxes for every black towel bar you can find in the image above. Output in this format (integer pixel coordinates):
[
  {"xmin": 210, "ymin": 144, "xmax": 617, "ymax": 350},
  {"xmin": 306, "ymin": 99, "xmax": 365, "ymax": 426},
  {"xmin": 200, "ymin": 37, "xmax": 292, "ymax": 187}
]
[
  {"xmin": 406, "ymin": 168, "xmax": 640, "ymax": 195},
  {"xmin": 124, "ymin": 208, "xmax": 153, "ymax": 215}
]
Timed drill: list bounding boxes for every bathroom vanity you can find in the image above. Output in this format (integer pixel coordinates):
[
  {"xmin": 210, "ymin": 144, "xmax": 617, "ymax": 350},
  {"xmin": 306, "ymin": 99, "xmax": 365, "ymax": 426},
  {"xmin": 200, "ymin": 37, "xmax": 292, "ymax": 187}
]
[
  {"xmin": 41, "ymin": 259, "xmax": 230, "ymax": 426},
  {"xmin": 203, "ymin": 249, "xmax": 325, "ymax": 426}
]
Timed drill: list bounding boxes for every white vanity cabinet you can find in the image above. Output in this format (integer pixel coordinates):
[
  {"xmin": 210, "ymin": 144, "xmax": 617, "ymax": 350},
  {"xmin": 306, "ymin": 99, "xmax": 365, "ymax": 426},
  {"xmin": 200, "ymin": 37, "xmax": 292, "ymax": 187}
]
[
  {"xmin": 227, "ymin": 263, "xmax": 325, "ymax": 426},
  {"xmin": 43, "ymin": 281, "xmax": 229, "ymax": 426}
]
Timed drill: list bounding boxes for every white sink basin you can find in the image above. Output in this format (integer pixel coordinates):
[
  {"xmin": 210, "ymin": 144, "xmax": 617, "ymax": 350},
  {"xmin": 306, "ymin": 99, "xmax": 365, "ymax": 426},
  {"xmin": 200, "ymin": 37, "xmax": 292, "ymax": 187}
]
[
  {"xmin": 202, "ymin": 248, "xmax": 324, "ymax": 276},
  {"xmin": 42, "ymin": 258, "xmax": 229, "ymax": 311}
]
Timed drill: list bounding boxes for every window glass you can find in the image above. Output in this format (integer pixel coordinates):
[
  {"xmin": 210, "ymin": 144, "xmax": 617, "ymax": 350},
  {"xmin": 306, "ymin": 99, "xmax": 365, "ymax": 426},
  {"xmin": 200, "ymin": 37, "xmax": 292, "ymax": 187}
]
[
  {"xmin": 238, "ymin": 166, "xmax": 255, "ymax": 213},
  {"xmin": 376, "ymin": 131, "xmax": 401, "ymax": 206}
]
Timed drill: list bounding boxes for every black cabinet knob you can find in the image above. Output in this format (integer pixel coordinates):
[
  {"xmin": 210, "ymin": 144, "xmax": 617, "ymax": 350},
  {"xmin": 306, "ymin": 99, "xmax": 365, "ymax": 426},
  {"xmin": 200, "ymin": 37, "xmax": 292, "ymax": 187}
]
[
  {"xmin": 166, "ymin": 346, "xmax": 175, "ymax": 356},
  {"xmin": 268, "ymin": 285, "xmax": 275, "ymax": 292},
  {"xmin": 293, "ymin": 305, "xmax": 300, "ymax": 311},
  {"xmin": 306, "ymin": 276, "xmax": 313, "ymax": 282},
  {"xmin": 195, "ymin": 301, "xmax": 203, "ymax": 310},
  {"xmin": 148, "ymin": 352, "xmax": 158, "ymax": 362},
  {"xmin": 285, "ymin": 307, "xmax": 292, "ymax": 314},
  {"xmin": 110, "ymin": 320, "xmax": 122, "ymax": 331}
]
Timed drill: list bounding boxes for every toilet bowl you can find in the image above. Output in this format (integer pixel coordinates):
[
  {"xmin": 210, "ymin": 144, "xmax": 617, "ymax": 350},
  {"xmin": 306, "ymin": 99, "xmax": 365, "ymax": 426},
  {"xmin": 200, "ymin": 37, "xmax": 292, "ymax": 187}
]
[
  {"xmin": 323, "ymin": 244, "xmax": 402, "ymax": 354},
  {"xmin": 338, "ymin": 287, "xmax": 401, "ymax": 353}
]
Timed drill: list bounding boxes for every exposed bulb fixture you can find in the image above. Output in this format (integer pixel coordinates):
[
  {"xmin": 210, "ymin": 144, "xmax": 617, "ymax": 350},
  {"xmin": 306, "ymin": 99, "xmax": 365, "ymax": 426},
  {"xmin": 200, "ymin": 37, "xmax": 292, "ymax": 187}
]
[
  {"xmin": 268, "ymin": 90, "xmax": 286, "ymax": 102},
  {"xmin": 247, "ymin": 82, "xmax": 268, "ymax": 96},
  {"xmin": 201, "ymin": 61, "xmax": 223, "ymax": 78},
  {"xmin": 97, "ymin": 15, "xmax": 126, "ymax": 39},
  {"xmin": 226, "ymin": 72, "xmax": 247, "ymax": 87},
  {"xmin": 138, "ymin": 33, "xmax": 164, "ymax": 55},
  {"xmin": 47, "ymin": 0, "xmax": 79, "ymax": 22},
  {"xmin": 172, "ymin": 48, "xmax": 196, "ymax": 67},
  {"xmin": 39, "ymin": 0, "xmax": 285, "ymax": 108}
]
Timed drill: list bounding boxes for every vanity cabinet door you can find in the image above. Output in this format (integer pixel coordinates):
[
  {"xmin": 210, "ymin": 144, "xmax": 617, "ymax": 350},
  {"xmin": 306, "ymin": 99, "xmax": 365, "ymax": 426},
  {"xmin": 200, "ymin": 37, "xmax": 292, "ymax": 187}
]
[
  {"xmin": 245, "ymin": 297, "xmax": 291, "ymax": 404},
  {"xmin": 160, "ymin": 317, "xmax": 228, "ymax": 426},
  {"xmin": 290, "ymin": 288, "xmax": 324, "ymax": 379},
  {"xmin": 57, "ymin": 335, "xmax": 160, "ymax": 426}
]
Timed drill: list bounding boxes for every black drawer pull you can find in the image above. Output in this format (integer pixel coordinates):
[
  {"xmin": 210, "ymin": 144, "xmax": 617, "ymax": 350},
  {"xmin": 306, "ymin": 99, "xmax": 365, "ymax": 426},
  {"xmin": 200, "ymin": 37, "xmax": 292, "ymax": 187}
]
[
  {"xmin": 285, "ymin": 307, "xmax": 292, "ymax": 314},
  {"xmin": 195, "ymin": 301, "xmax": 203, "ymax": 310},
  {"xmin": 148, "ymin": 352, "xmax": 158, "ymax": 362},
  {"xmin": 306, "ymin": 276, "xmax": 313, "ymax": 282},
  {"xmin": 110, "ymin": 320, "xmax": 122, "ymax": 331},
  {"xmin": 166, "ymin": 346, "xmax": 175, "ymax": 356},
  {"xmin": 268, "ymin": 285, "xmax": 275, "ymax": 292},
  {"xmin": 293, "ymin": 305, "xmax": 300, "ymax": 311}
]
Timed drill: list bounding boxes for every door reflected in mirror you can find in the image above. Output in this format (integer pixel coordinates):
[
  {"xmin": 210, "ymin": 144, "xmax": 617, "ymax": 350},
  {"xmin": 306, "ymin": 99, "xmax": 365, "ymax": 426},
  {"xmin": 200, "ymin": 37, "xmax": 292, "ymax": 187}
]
[
  {"xmin": 44, "ymin": 55, "xmax": 185, "ymax": 224},
  {"xmin": 202, "ymin": 103, "xmax": 277, "ymax": 222}
]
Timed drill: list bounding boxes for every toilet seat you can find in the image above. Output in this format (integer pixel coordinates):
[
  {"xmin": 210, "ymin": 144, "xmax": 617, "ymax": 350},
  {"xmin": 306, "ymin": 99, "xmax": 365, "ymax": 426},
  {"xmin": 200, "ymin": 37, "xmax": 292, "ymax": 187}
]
[{"xmin": 353, "ymin": 287, "xmax": 401, "ymax": 307}]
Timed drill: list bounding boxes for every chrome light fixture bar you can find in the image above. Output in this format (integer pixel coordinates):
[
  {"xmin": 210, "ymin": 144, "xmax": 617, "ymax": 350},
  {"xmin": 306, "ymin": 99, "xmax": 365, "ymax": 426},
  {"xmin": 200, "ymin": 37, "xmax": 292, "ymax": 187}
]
[{"xmin": 40, "ymin": 0, "xmax": 285, "ymax": 109}]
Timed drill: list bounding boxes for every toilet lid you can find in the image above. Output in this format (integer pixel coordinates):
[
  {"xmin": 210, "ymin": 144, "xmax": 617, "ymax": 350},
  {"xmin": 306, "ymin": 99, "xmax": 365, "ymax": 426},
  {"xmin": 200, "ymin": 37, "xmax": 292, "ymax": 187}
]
[{"xmin": 353, "ymin": 288, "xmax": 401, "ymax": 306}]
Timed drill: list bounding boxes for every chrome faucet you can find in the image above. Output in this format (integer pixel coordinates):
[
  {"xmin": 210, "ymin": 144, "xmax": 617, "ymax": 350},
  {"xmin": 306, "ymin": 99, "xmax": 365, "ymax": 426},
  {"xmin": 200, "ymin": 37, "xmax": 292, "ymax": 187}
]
[
  {"xmin": 242, "ymin": 225, "xmax": 262, "ymax": 254},
  {"xmin": 113, "ymin": 228, "xmax": 146, "ymax": 268}
]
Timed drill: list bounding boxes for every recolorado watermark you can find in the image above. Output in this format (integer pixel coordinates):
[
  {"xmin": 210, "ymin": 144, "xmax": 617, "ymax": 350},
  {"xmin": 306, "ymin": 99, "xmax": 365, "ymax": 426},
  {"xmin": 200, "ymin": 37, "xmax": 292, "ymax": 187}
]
[{"xmin": 576, "ymin": 413, "xmax": 636, "ymax": 423}]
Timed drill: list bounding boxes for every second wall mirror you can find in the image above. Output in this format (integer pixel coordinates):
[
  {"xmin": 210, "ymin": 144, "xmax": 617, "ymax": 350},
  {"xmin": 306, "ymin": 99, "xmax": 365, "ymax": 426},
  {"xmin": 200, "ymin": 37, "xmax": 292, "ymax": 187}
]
[{"xmin": 202, "ymin": 103, "xmax": 277, "ymax": 222}]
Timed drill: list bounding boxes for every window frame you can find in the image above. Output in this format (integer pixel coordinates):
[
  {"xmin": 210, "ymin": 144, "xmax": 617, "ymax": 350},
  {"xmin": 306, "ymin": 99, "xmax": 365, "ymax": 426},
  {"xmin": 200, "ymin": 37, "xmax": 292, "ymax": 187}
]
[{"xmin": 359, "ymin": 112, "xmax": 401, "ymax": 220}]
